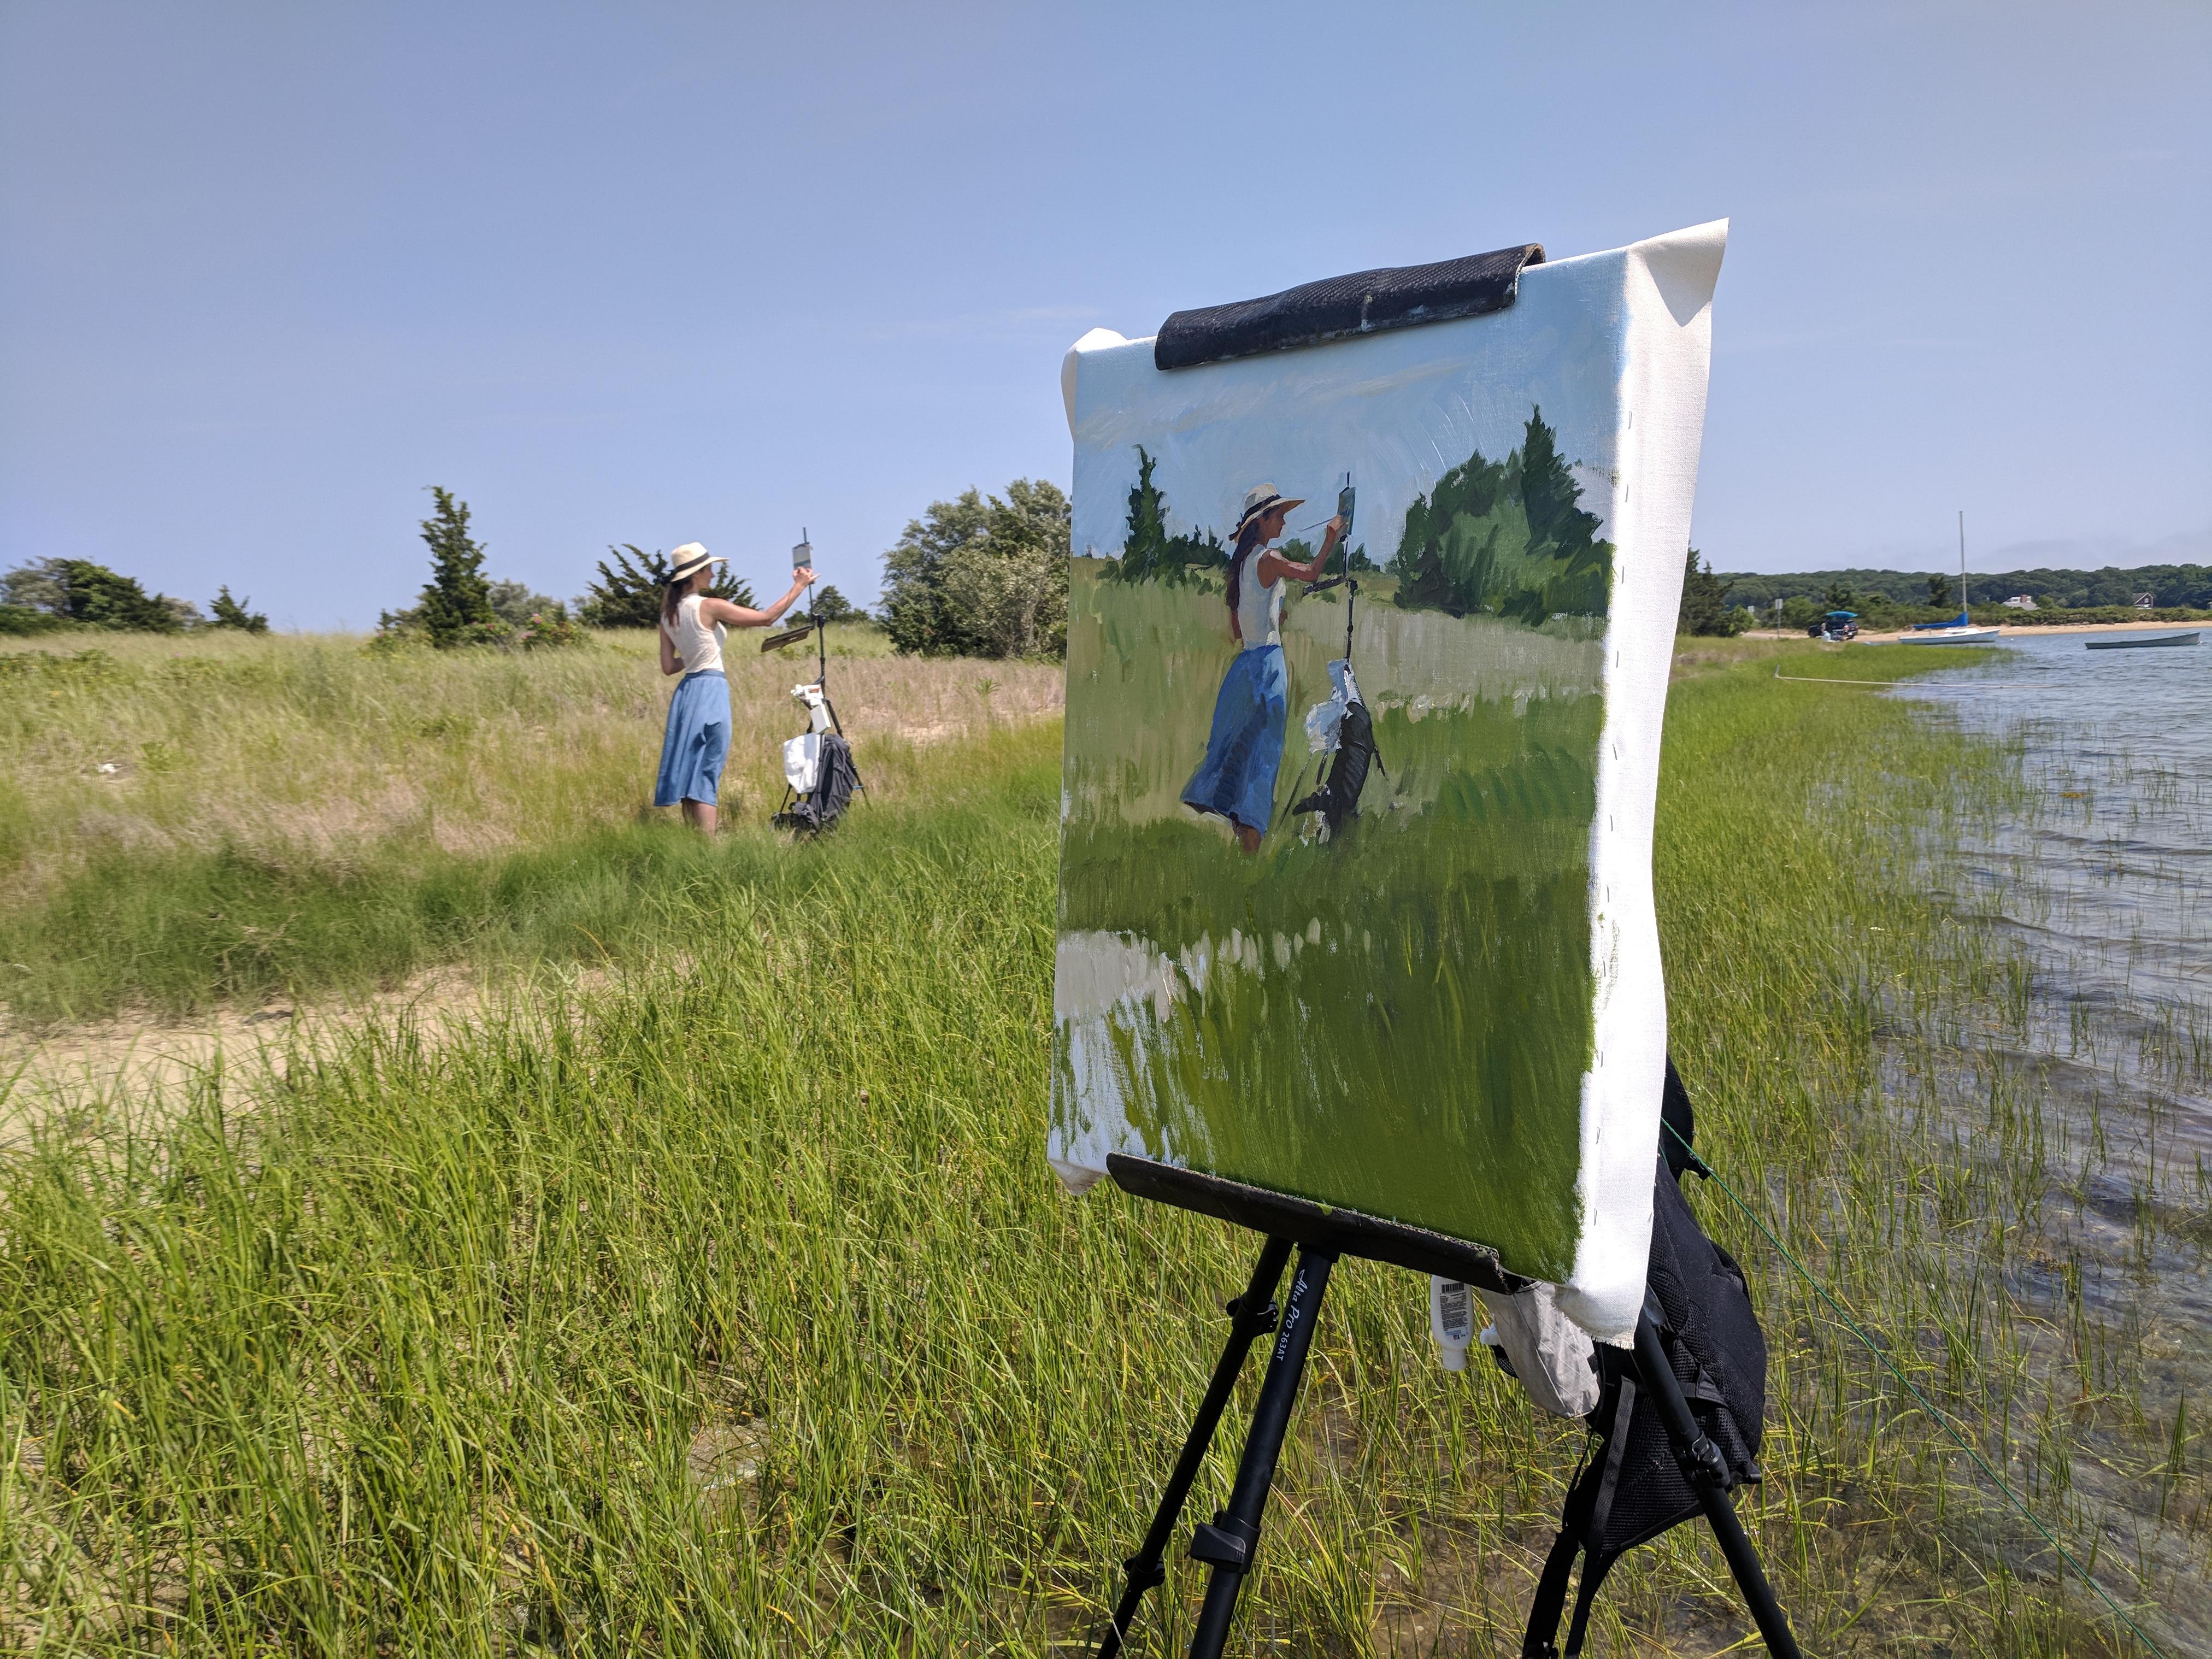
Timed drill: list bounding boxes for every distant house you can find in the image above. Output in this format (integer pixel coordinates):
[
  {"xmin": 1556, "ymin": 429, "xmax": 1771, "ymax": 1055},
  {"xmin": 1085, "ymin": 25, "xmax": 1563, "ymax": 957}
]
[
  {"xmin": 2134, "ymin": 592, "xmax": 2155, "ymax": 609},
  {"xmin": 2003, "ymin": 595, "xmax": 2037, "ymax": 610}
]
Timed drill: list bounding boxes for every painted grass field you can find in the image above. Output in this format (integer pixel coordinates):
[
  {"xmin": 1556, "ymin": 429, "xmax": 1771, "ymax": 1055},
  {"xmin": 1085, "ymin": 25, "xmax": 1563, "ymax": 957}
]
[
  {"xmin": 2, "ymin": 634, "xmax": 2207, "ymax": 1654},
  {"xmin": 1057, "ymin": 564, "xmax": 1607, "ymax": 1281}
]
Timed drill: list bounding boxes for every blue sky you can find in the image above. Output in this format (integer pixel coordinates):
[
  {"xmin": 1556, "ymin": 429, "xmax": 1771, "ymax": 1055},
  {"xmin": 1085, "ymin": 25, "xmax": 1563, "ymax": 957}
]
[{"xmin": 2, "ymin": 1, "xmax": 2205, "ymax": 628}]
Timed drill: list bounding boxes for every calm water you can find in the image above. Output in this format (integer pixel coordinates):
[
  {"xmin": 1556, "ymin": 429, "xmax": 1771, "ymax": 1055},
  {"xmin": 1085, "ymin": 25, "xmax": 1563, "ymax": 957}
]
[{"xmin": 1898, "ymin": 631, "xmax": 2212, "ymax": 1649}]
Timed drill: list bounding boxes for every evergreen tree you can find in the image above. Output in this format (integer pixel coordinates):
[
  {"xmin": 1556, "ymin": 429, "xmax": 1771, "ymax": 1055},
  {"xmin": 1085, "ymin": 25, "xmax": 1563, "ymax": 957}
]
[
  {"xmin": 576, "ymin": 544, "xmax": 751, "ymax": 628},
  {"xmin": 209, "ymin": 585, "xmax": 269, "ymax": 633},
  {"xmin": 1677, "ymin": 546, "xmax": 1745, "ymax": 636},
  {"xmin": 415, "ymin": 487, "xmax": 496, "ymax": 646},
  {"xmin": 805, "ymin": 584, "xmax": 861, "ymax": 624},
  {"xmin": 1823, "ymin": 580, "xmax": 1857, "ymax": 613},
  {"xmin": 1927, "ymin": 572, "xmax": 1954, "ymax": 610}
]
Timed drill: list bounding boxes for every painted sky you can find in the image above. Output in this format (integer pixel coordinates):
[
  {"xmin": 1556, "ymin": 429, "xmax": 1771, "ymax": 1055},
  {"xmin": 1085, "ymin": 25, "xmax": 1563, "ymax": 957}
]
[{"xmin": 3, "ymin": 2, "xmax": 2205, "ymax": 628}]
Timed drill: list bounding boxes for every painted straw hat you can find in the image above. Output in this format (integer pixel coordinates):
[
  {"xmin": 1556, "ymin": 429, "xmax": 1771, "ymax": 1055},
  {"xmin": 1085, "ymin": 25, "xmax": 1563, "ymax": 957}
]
[
  {"xmin": 1234, "ymin": 484, "xmax": 1304, "ymax": 538},
  {"xmin": 667, "ymin": 543, "xmax": 721, "ymax": 584}
]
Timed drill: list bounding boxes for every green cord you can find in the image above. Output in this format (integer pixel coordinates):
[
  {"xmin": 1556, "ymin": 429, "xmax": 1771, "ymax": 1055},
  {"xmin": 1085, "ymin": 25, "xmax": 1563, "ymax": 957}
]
[{"xmin": 1664, "ymin": 1120, "xmax": 2169, "ymax": 1658}]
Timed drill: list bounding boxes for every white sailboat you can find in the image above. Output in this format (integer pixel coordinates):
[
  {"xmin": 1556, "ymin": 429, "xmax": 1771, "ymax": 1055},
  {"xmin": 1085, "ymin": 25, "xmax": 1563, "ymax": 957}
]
[{"xmin": 1901, "ymin": 511, "xmax": 2003, "ymax": 644}]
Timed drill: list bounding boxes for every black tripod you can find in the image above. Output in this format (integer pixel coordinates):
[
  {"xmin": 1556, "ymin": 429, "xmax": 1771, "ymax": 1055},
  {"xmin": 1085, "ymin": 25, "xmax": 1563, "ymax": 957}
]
[
  {"xmin": 760, "ymin": 611, "xmax": 846, "ymax": 738},
  {"xmin": 1095, "ymin": 1240, "xmax": 1801, "ymax": 1659}
]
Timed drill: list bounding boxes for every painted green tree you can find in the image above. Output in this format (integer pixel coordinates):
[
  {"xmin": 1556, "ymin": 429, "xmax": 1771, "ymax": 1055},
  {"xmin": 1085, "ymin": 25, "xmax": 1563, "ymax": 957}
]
[
  {"xmin": 1110, "ymin": 447, "xmax": 1227, "ymax": 585},
  {"xmin": 1390, "ymin": 409, "xmax": 1610, "ymax": 623}
]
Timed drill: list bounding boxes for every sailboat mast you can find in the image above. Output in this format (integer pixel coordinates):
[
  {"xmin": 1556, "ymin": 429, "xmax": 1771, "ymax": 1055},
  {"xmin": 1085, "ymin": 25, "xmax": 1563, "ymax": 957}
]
[{"xmin": 1957, "ymin": 510, "xmax": 1969, "ymax": 615}]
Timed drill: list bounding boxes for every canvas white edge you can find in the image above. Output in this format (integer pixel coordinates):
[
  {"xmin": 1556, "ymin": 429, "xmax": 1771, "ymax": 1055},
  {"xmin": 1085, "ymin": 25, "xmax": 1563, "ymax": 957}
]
[{"xmin": 1556, "ymin": 218, "xmax": 1728, "ymax": 1344}]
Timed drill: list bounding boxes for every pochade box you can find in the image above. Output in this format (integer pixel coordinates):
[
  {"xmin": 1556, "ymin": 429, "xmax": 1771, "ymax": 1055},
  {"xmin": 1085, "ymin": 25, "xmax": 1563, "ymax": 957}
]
[{"xmin": 1049, "ymin": 222, "xmax": 1727, "ymax": 1344}]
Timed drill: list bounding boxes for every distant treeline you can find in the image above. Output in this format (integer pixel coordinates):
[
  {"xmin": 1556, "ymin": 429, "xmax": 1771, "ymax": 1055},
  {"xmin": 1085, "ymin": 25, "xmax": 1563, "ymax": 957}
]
[{"xmin": 1720, "ymin": 563, "xmax": 2212, "ymax": 611}]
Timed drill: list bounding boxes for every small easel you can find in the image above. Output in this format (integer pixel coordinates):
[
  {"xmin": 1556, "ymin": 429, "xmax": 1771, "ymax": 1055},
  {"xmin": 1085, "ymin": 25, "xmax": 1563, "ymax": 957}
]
[
  {"xmin": 1091, "ymin": 1155, "xmax": 1803, "ymax": 1659},
  {"xmin": 762, "ymin": 563, "xmax": 863, "ymax": 831},
  {"xmin": 760, "ymin": 609, "xmax": 846, "ymax": 736}
]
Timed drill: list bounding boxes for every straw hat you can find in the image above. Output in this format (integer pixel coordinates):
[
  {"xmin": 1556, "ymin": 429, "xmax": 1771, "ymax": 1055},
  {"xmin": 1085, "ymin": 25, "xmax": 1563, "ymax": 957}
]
[
  {"xmin": 667, "ymin": 543, "xmax": 720, "ymax": 584},
  {"xmin": 1234, "ymin": 484, "xmax": 1303, "ymax": 538}
]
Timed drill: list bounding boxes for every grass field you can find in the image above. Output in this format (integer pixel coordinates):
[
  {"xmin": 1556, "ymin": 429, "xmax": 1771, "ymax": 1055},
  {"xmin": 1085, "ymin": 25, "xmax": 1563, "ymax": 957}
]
[
  {"xmin": 2, "ymin": 636, "xmax": 2205, "ymax": 1654},
  {"xmin": 0, "ymin": 629, "xmax": 1056, "ymax": 1025}
]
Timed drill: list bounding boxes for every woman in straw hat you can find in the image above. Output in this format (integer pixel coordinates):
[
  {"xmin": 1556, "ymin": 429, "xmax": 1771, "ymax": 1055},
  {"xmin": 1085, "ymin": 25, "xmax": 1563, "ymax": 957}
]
[
  {"xmin": 1182, "ymin": 485, "xmax": 1344, "ymax": 853},
  {"xmin": 655, "ymin": 542, "xmax": 815, "ymax": 831}
]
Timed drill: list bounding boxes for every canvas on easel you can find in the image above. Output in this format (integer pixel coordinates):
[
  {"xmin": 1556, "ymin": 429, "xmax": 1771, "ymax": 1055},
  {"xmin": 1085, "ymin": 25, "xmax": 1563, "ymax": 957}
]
[{"xmin": 1050, "ymin": 221, "xmax": 1728, "ymax": 1346}]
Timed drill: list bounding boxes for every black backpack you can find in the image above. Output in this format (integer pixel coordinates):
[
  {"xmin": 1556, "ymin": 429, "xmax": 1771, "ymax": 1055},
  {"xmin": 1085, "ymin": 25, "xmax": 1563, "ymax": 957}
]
[
  {"xmin": 773, "ymin": 731, "xmax": 862, "ymax": 836},
  {"xmin": 1288, "ymin": 697, "xmax": 1383, "ymax": 839},
  {"xmin": 1522, "ymin": 1060, "xmax": 1769, "ymax": 1658}
]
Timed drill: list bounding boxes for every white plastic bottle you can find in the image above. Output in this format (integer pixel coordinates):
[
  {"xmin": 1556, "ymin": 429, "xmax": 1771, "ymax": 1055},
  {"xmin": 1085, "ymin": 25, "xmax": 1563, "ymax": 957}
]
[{"xmin": 1429, "ymin": 1276, "xmax": 1475, "ymax": 1372}]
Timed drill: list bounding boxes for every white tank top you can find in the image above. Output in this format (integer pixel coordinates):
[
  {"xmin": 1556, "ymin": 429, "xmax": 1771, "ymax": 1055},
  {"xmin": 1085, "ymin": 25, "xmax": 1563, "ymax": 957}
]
[
  {"xmin": 663, "ymin": 592, "xmax": 726, "ymax": 674},
  {"xmin": 1234, "ymin": 545, "xmax": 1281, "ymax": 648}
]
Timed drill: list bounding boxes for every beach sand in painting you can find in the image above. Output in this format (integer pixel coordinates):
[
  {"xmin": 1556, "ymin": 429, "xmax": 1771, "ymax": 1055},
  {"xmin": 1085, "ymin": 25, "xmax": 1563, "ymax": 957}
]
[{"xmin": 1054, "ymin": 559, "xmax": 1604, "ymax": 1280}]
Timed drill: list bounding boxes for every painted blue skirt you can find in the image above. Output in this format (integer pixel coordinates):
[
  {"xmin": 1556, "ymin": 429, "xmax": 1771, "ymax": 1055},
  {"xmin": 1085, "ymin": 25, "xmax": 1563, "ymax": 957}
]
[
  {"xmin": 655, "ymin": 670, "xmax": 731, "ymax": 807},
  {"xmin": 1183, "ymin": 644, "xmax": 1287, "ymax": 834}
]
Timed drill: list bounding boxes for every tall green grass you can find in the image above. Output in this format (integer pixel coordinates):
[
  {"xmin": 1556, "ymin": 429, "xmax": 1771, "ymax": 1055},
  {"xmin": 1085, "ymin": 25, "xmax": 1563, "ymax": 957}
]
[{"xmin": 1, "ymin": 642, "xmax": 2199, "ymax": 1654}]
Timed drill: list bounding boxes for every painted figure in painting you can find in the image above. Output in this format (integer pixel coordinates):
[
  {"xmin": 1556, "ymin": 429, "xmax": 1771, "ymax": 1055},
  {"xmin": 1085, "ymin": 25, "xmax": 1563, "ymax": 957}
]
[{"xmin": 1181, "ymin": 483, "xmax": 1345, "ymax": 851}]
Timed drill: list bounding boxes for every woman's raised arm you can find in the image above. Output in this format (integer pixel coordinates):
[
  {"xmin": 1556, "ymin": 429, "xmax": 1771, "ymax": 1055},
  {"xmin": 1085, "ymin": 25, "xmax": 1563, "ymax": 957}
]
[
  {"xmin": 1258, "ymin": 518, "xmax": 1344, "ymax": 587},
  {"xmin": 701, "ymin": 568, "xmax": 815, "ymax": 630}
]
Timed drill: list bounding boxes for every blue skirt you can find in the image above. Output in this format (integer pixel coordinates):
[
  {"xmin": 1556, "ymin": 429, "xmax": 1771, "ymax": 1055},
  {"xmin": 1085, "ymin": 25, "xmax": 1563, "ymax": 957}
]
[
  {"xmin": 1183, "ymin": 644, "xmax": 1287, "ymax": 834},
  {"xmin": 655, "ymin": 670, "xmax": 731, "ymax": 807}
]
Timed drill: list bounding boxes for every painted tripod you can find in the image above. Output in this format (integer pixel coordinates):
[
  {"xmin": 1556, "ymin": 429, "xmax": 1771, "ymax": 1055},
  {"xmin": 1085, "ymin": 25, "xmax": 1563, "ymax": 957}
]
[{"xmin": 1097, "ymin": 1243, "xmax": 1803, "ymax": 1658}]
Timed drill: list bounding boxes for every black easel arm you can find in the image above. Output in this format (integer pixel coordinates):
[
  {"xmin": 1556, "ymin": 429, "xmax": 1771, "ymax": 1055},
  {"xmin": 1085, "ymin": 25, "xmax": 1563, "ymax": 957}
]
[
  {"xmin": 1632, "ymin": 1312, "xmax": 1802, "ymax": 1659},
  {"xmin": 1095, "ymin": 1237, "xmax": 1293, "ymax": 1659}
]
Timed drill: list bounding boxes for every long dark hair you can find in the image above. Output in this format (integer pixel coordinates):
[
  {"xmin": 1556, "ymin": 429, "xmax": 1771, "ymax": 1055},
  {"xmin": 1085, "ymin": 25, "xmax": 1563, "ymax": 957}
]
[
  {"xmin": 661, "ymin": 569, "xmax": 698, "ymax": 628},
  {"xmin": 1224, "ymin": 520, "xmax": 1268, "ymax": 626}
]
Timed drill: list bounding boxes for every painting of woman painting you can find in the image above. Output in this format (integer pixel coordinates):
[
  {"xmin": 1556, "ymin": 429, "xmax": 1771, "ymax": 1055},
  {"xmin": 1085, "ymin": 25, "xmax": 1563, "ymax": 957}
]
[{"xmin": 1181, "ymin": 483, "xmax": 1345, "ymax": 852}]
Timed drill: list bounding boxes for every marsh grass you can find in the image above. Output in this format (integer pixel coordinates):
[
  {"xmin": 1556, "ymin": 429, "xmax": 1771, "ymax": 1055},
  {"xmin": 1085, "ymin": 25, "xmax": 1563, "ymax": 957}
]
[
  {"xmin": 0, "ymin": 640, "xmax": 2204, "ymax": 1654},
  {"xmin": 0, "ymin": 631, "xmax": 1058, "ymax": 1023}
]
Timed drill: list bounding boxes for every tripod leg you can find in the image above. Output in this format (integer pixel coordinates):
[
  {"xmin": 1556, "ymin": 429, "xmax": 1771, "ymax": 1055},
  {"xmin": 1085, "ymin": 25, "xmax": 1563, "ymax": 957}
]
[
  {"xmin": 1095, "ymin": 1237, "xmax": 1293, "ymax": 1659},
  {"xmin": 1631, "ymin": 1313, "xmax": 1803, "ymax": 1659},
  {"xmin": 1185, "ymin": 1246, "xmax": 1337, "ymax": 1659}
]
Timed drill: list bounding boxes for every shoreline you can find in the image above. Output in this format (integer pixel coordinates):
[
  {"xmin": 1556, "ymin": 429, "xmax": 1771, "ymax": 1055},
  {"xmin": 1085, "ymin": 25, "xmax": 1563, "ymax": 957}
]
[{"xmin": 1744, "ymin": 616, "xmax": 2204, "ymax": 642}]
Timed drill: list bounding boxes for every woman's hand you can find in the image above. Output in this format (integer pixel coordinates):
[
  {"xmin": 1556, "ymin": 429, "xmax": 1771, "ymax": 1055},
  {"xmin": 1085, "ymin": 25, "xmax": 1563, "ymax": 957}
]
[{"xmin": 791, "ymin": 566, "xmax": 815, "ymax": 591}]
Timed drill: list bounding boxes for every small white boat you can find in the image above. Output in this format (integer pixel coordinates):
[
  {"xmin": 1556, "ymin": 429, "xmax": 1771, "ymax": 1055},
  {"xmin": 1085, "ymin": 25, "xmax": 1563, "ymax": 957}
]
[{"xmin": 1901, "ymin": 623, "xmax": 2002, "ymax": 645}]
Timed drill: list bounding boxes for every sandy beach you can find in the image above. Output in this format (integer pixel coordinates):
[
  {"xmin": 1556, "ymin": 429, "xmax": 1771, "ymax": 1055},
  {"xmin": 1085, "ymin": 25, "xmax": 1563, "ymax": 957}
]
[{"xmin": 1746, "ymin": 616, "xmax": 2206, "ymax": 643}]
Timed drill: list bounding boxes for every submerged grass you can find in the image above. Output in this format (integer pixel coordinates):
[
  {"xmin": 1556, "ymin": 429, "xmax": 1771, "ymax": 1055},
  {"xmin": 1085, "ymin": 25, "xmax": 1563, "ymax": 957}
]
[{"xmin": 1, "ymin": 639, "xmax": 2203, "ymax": 1654}]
